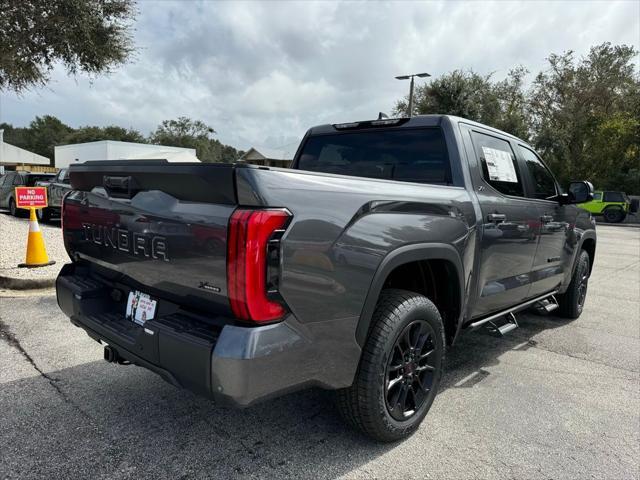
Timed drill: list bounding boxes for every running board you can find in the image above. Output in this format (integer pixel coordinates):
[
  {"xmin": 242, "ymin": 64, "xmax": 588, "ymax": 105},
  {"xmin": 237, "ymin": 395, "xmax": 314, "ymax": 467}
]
[
  {"xmin": 469, "ymin": 291, "xmax": 558, "ymax": 330},
  {"xmin": 485, "ymin": 312, "xmax": 518, "ymax": 337},
  {"xmin": 534, "ymin": 295, "xmax": 559, "ymax": 314}
]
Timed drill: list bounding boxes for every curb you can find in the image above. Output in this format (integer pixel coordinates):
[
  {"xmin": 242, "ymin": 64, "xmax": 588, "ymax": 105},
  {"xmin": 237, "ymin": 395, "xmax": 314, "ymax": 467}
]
[
  {"xmin": 0, "ymin": 274, "xmax": 56, "ymax": 290},
  {"xmin": 598, "ymin": 222, "xmax": 640, "ymax": 228}
]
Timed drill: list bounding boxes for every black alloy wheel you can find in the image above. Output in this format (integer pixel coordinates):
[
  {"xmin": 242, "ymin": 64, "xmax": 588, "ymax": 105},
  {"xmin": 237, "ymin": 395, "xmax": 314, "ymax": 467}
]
[
  {"xmin": 385, "ymin": 320, "xmax": 437, "ymax": 421},
  {"xmin": 336, "ymin": 289, "xmax": 445, "ymax": 442}
]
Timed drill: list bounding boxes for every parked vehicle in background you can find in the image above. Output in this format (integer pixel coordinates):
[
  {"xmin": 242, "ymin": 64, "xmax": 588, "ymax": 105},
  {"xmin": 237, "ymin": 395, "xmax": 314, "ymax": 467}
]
[
  {"xmin": 0, "ymin": 171, "xmax": 55, "ymax": 217},
  {"xmin": 578, "ymin": 190, "xmax": 636, "ymax": 223},
  {"xmin": 56, "ymin": 115, "xmax": 597, "ymax": 442},
  {"xmin": 36, "ymin": 168, "xmax": 72, "ymax": 221}
]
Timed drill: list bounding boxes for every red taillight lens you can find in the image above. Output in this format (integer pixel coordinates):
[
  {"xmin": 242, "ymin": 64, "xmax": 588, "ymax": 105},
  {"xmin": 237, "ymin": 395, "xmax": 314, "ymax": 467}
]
[{"xmin": 227, "ymin": 208, "xmax": 291, "ymax": 323}]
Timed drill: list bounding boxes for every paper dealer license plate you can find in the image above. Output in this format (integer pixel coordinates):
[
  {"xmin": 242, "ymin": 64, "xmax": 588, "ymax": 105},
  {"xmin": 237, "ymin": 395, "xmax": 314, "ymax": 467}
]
[{"xmin": 125, "ymin": 290, "xmax": 157, "ymax": 325}]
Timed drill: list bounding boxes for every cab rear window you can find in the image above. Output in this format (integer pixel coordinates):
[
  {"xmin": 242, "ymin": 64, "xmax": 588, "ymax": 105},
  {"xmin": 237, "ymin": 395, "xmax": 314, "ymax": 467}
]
[{"xmin": 296, "ymin": 128, "xmax": 452, "ymax": 185}]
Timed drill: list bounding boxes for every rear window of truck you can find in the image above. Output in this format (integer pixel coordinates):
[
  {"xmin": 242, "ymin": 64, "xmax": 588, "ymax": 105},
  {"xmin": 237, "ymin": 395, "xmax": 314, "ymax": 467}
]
[{"xmin": 296, "ymin": 128, "xmax": 452, "ymax": 185}]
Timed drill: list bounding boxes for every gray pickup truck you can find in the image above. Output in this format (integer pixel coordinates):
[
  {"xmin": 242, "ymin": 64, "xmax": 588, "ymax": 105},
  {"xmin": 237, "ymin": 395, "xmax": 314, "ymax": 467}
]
[
  {"xmin": 36, "ymin": 168, "xmax": 72, "ymax": 221},
  {"xmin": 56, "ymin": 115, "xmax": 596, "ymax": 441}
]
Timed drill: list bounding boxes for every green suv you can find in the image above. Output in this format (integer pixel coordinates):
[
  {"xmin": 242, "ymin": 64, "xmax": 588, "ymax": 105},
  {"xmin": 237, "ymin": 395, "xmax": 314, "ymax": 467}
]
[{"xmin": 579, "ymin": 190, "xmax": 637, "ymax": 223}]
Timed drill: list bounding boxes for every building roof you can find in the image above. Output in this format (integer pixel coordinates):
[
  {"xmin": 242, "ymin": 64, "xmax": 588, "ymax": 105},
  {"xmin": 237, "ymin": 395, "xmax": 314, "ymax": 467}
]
[
  {"xmin": 54, "ymin": 140, "xmax": 196, "ymax": 155},
  {"xmin": 240, "ymin": 146, "xmax": 294, "ymax": 161},
  {"xmin": 0, "ymin": 130, "xmax": 50, "ymax": 166}
]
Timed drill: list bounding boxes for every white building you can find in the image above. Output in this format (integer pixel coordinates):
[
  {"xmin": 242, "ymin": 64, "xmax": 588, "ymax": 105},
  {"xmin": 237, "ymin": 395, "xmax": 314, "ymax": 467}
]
[
  {"xmin": 54, "ymin": 140, "xmax": 199, "ymax": 168},
  {"xmin": 0, "ymin": 129, "xmax": 51, "ymax": 173}
]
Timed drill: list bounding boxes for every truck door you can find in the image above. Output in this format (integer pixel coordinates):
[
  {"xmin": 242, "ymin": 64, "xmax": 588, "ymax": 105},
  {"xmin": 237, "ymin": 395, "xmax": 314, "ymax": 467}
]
[
  {"xmin": 460, "ymin": 125, "xmax": 541, "ymax": 318},
  {"xmin": 516, "ymin": 144, "xmax": 575, "ymax": 298},
  {"xmin": 50, "ymin": 169, "xmax": 69, "ymax": 208}
]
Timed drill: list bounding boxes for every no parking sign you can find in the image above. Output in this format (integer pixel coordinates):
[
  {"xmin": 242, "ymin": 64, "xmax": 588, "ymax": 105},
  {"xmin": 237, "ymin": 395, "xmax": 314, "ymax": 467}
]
[{"xmin": 15, "ymin": 186, "xmax": 48, "ymax": 209}]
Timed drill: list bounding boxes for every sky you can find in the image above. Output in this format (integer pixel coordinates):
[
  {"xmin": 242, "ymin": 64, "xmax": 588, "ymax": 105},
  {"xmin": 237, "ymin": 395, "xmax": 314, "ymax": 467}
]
[{"xmin": 0, "ymin": 0, "xmax": 638, "ymax": 154}]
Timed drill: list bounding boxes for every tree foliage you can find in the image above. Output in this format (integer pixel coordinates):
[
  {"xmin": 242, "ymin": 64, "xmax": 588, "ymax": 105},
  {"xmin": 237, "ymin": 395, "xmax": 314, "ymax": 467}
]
[
  {"xmin": 529, "ymin": 43, "xmax": 639, "ymax": 194},
  {"xmin": 63, "ymin": 125, "xmax": 146, "ymax": 144},
  {"xmin": 150, "ymin": 117, "xmax": 242, "ymax": 163},
  {"xmin": 394, "ymin": 43, "xmax": 639, "ymax": 193},
  {"xmin": 1, "ymin": 115, "xmax": 242, "ymax": 164},
  {"xmin": 395, "ymin": 67, "xmax": 530, "ymax": 140},
  {"xmin": 0, "ymin": 0, "xmax": 136, "ymax": 92}
]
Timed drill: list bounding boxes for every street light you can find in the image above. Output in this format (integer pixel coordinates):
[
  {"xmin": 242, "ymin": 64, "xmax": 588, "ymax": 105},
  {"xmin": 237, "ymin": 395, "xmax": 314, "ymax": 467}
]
[{"xmin": 395, "ymin": 72, "xmax": 430, "ymax": 117}]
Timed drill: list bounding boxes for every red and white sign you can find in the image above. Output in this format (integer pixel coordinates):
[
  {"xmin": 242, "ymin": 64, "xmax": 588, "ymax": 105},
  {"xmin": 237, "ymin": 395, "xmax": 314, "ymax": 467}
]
[{"xmin": 15, "ymin": 187, "xmax": 48, "ymax": 209}]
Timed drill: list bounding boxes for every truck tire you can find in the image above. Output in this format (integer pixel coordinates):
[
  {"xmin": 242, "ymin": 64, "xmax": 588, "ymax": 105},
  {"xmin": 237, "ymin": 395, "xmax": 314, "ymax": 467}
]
[
  {"xmin": 9, "ymin": 198, "xmax": 18, "ymax": 217},
  {"xmin": 36, "ymin": 208, "xmax": 51, "ymax": 222},
  {"xmin": 336, "ymin": 289, "xmax": 445, "ymax": 442},
  {"xmin": 557, "ymin": 250, "xmax": 590, "ymax": 319},
  {"xmin": 603, "ymin": 207, "xmax": 624, "ymax": 223}
]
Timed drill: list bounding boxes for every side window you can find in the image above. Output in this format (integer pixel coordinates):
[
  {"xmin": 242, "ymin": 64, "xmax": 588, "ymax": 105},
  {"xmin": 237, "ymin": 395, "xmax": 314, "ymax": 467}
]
[
  {"xmin": 471, "ymin": 131, "xmax": 524, "ymax": 197},
  {"xmin": 518, "ymin": 146, "xmax": 557, "ymax": 200},
  {"xmin": 603, "ymin": 191, "xmax": 624, "ymax": 202},
  {"xmin": 0, "ymin": 175, "xmax": 6, "ymax": 187},
  {"xmin": 593, "ymin": 192, "xmax": 602, "ymax": 201},
  {"xmin": 58, "ymin": 169, "xmax": 68, "ymax": 183},
  {"xmin": 13, "ymin": 174, "xmax": 23, "ymax": 185}
]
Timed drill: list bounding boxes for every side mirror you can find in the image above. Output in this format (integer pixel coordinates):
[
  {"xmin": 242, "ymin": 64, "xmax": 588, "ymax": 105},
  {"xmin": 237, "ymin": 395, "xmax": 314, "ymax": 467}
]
[{"xmin": 567, "ymin": 181, "xmax": 594, "ymax": 204}]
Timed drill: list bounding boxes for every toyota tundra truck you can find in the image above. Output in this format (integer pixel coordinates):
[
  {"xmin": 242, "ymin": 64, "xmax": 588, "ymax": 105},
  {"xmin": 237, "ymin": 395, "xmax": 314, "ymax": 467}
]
[{"xmin": 56, "ymin": 115, "xmax": 596, "ymax": 442}]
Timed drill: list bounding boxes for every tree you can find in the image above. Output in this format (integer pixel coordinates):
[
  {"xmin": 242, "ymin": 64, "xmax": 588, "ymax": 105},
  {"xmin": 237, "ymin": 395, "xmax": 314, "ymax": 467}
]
[
  {"xmin": 394, "ymin": 68, "xmax": 530, "ymax": 139},
  {"xmin": 26, "ymin": 115, "xmax": 73, "ymax": 161},
  {"xmin": 150, "ymin": 117, "xmax": 241, "ymax": 163},
  {"xmin": 529, "ymin": 43, "xmax": 639, "ymax": 191},
  {"xmin": 62, "ymin": 125, "xmax": 146, "ymax": 145},
  {"xmin": 0, "ymin": 0, "xmax": 136, "ymax": 93},
  {"xmin": 393, "ymin": 43, "xmax": 639, "ymax": 193}
]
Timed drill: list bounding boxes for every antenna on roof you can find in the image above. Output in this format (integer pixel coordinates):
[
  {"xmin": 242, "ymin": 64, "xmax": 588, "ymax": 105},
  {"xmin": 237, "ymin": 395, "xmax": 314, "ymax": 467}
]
[{"xmin": 378, "ymin": 112, "xmax": 389, "ymax": 120}]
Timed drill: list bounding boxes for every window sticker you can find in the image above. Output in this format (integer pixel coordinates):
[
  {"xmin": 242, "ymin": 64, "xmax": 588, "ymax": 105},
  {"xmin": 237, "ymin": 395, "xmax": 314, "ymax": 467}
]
[{"xmin": 482, "ymin": 147, "xmax": 518, "ymax": 183}]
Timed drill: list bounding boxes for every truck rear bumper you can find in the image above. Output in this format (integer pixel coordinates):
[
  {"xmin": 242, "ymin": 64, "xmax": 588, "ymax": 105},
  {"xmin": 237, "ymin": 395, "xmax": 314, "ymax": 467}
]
[{"xmin": 56, "ymin": 263, "xmax": 359, "ymax": 407}]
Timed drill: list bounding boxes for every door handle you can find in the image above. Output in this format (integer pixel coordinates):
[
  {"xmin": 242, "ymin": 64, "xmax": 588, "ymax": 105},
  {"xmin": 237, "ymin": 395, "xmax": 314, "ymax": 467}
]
[
  {"xmin": 487, "ymin": 213, "xmax": 507, "ymax": 223},
  {"xmin": 540, "ymin": 214, "xmax": 554, "ymax": 223}
]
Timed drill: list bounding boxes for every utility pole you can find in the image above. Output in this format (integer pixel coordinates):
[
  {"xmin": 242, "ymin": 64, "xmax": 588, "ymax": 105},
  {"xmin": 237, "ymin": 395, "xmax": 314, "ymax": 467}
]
[{"xmin": 395, "ymin": 72, "xmax": 431, "ymax": 117}]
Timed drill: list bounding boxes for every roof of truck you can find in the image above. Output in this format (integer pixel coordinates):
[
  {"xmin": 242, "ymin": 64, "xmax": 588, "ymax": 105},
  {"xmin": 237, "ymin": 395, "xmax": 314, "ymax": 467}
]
[{"xmin": 307, "ymin": 114, "xmax": 525, "ymax": 143}]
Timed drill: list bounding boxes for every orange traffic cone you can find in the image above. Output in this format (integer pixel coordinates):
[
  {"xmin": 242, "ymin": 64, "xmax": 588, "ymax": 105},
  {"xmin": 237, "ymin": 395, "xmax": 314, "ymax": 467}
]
[{"xmin": 18, "ymin": 208, "xmax": 56, "ymax": 268}]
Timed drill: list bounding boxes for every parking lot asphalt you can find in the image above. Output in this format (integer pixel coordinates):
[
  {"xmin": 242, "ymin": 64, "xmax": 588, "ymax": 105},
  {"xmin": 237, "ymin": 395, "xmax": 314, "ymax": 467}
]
[{"xmin": 0, "ymin": 225, "xmax": 638, "ymax": 480}]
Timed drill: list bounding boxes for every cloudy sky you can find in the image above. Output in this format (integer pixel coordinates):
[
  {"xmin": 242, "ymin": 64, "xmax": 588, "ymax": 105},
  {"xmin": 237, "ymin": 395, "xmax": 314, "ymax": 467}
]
[{"xmin": 1, "ymin": 0, "xmax": 638, "ymax": 153}]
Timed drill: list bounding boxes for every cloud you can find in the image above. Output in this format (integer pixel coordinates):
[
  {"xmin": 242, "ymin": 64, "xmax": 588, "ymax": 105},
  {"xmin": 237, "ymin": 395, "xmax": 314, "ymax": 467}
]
[{"xmin": 1, "ymin": 0, "xmax": 638, "ymax": 150}]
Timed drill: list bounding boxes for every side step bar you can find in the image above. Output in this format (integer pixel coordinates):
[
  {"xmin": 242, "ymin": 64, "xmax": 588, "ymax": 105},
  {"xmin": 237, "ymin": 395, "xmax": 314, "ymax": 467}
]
[
  {"xmin": 469, "ymin": 291, "xmax": 558, "ymax": 331},
  {"xmin": 485, "ymin": 312, "xmax": 518, "ymax": 337},
  {"xmin": 534, "ymin": 295, "xmax": 559, "ymax": 314}
]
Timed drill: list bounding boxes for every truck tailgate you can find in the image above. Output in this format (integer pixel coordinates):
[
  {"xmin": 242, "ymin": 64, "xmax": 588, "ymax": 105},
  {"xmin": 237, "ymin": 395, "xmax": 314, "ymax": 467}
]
[{"xmin": 63, "ymin": 161, "xmax": 237, "ymax": 314}]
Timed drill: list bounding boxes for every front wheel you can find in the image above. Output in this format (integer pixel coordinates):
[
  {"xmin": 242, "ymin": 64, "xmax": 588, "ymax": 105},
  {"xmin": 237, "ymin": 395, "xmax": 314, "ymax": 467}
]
[
  {"xmin": 336, "ymin": 289, "xmax": 445, "ymax": 442},
  {"xmin": 36, "ymin": 208, "xmax": 51, "ymax": 222},
  {"xmin": 9, "ymin": 198, "xmax": 18, "ymax": 217},
  {"xmin": 557, "ymin": 250, "xmax": 590, "ymax": 319}
]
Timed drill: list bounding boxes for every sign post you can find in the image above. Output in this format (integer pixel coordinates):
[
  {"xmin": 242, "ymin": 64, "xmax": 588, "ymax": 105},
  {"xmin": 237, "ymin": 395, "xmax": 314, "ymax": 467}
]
[{"xmin": 14, "ymin": 186, "xmax": 55, "ymax": 268}]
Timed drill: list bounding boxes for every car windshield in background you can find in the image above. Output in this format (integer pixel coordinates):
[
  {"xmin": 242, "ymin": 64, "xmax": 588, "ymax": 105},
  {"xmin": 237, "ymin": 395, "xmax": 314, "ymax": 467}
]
[{"xmin": 297, "ymin": 128, "xmax": 452, "ymax": 185}]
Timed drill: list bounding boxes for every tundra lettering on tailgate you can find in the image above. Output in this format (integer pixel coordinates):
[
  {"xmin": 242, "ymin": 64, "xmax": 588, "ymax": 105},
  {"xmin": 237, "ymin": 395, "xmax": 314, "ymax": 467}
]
[{"xmin": 81, "ymin": 223, "xmax": 169, "ymax": 261}]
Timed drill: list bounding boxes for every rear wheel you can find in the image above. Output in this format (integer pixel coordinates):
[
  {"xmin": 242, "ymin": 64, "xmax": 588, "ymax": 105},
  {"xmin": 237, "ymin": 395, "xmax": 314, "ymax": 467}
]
[
  {"xmin": 558, "ymin": 250, "xmax": 590, "ymax": 319},
  {"xmin": 336, "ymin": 289, "xmax": 445, "ymax": 442},
  {"xmin": 603, "ymin": 207, "xmax": 624, "ymax": 223},
  {"xmin": 9, "ymin": 198, "xmax": 18, "ymax": 217}
]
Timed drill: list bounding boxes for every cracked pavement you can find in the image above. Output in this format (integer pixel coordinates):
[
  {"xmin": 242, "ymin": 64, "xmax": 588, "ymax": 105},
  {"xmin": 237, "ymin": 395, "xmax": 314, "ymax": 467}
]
[{"xmin": 0, "ymin": 225, "xmax": 638, "ymax": 479}]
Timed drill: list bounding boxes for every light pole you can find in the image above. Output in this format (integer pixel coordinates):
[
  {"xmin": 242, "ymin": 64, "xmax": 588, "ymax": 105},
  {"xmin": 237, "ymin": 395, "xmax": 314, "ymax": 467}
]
[{"xmin": 395, "ymin": 72, "xmax": 431, "ymax": 117}]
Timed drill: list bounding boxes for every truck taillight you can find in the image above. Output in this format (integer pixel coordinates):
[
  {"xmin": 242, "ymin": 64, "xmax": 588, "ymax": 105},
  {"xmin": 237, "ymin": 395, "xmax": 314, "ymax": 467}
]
[{"xmin": 227, "ymin": 208, "xmax": 291, "ymax": 323}]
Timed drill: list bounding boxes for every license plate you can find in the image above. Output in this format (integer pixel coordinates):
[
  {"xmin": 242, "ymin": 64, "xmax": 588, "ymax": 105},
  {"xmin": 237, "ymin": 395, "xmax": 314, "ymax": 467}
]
[{"xmin": 125, "ymin": 291, "xmax": 157, "ymax": 325}]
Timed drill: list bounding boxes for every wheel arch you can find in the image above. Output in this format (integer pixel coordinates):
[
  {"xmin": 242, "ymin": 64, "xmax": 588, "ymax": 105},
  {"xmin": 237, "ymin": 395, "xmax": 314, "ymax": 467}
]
[
  {"xmin": 580, "ymin": 233, "xmax": 596, "ymax": 275},
  {"xmin": 355, "ymin": 243, "xmax": 465, "ymax": 347}
]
